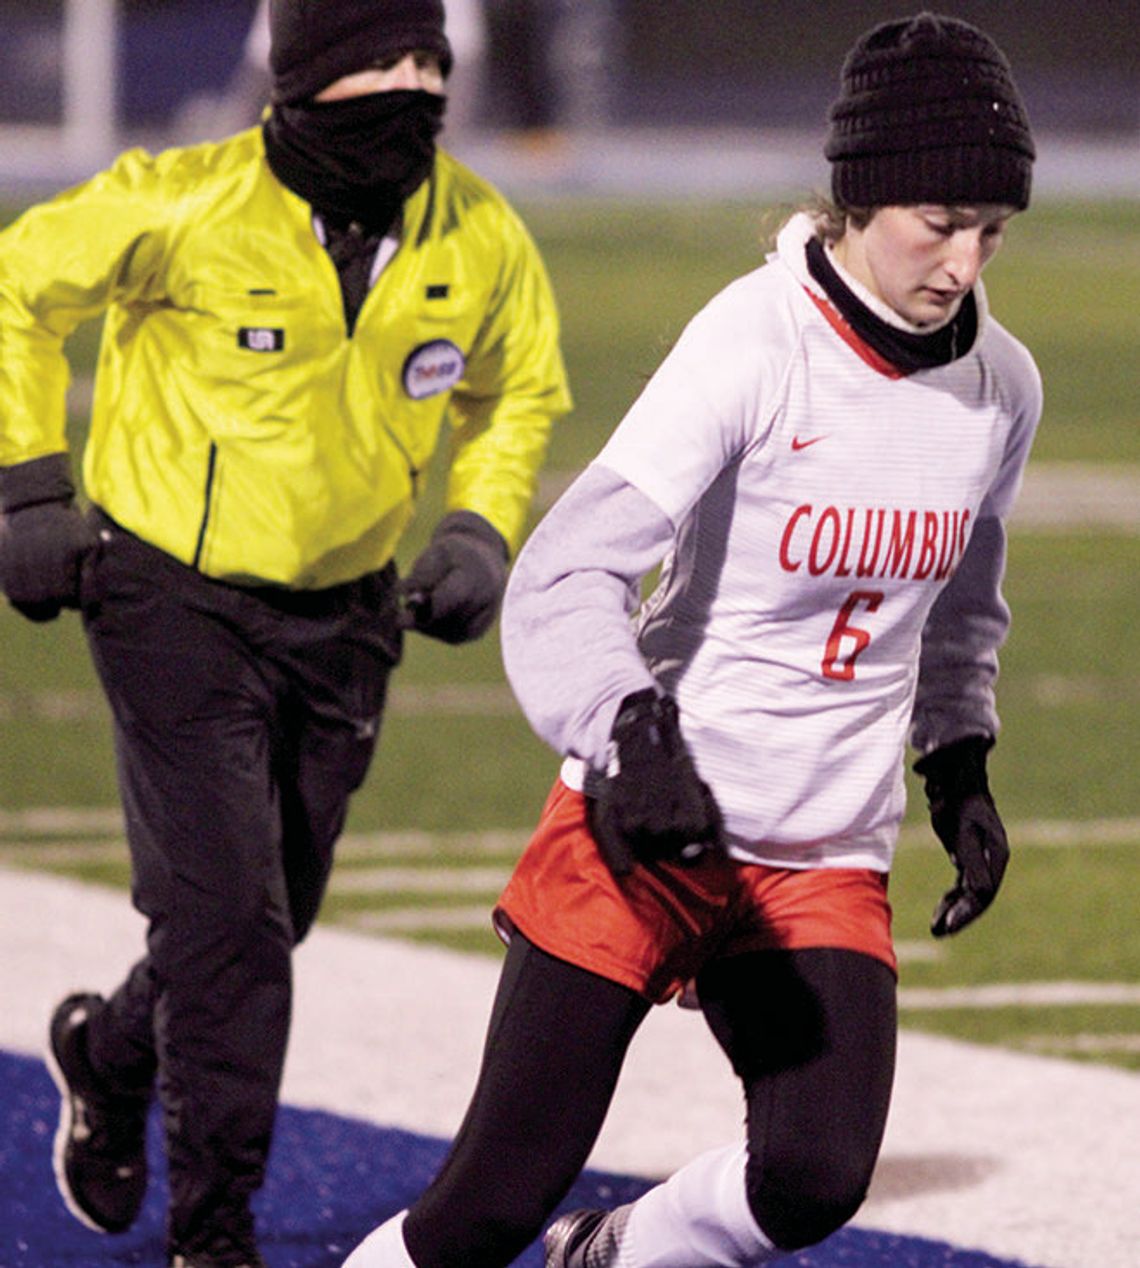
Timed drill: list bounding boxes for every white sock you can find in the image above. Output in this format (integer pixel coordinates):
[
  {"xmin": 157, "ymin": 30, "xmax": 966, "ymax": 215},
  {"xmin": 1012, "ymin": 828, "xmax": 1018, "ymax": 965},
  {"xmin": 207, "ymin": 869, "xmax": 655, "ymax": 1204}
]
[
  {"xmin": 341, "ymin": 1209, "xmax": 416, "ymax": 1267},
  {"xmin": 620, "ymin": 1144, "xmax": 779, "ymax": 1267}
]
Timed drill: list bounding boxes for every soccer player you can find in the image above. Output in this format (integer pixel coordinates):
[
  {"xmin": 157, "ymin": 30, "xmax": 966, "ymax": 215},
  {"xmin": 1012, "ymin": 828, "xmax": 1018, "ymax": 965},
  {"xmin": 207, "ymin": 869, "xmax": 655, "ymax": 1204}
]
[
  {"xmin": 0, "ymin": 1, "xmax": 569, "ymax": 1263},
  {"xmin": 343, "ymin": 11, "xmax": 1039, "ymax": 1268}
]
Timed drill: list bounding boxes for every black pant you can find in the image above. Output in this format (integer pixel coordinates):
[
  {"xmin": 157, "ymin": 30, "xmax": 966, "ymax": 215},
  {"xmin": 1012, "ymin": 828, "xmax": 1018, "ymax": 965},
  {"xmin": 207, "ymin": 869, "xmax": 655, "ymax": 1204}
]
[
  {"xmin": 80, "ymin": 511, "xmax": 401, "ymax": 1253},
  {"xmin": 404, "ymin": 934, "xmax": 896, "ymax": 1267}
]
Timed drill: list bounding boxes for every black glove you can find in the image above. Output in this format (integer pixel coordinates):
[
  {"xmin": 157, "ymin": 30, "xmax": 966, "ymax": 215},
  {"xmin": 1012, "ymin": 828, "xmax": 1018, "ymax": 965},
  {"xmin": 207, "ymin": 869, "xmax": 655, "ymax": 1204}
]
[
  {"xmin": 399, "ymin": 510, "xmax": 509, "ymax": 645},
  {"xmin": 587, "ymin": 688, "xmax": 724, "ymax": 877},
  {"xmin": 0, "ymin": 454, "xmax": 97, "ymax": 623},
  {"xmin": 914, "ymin": 735, "xmax": 1009, "ymax": 938}
]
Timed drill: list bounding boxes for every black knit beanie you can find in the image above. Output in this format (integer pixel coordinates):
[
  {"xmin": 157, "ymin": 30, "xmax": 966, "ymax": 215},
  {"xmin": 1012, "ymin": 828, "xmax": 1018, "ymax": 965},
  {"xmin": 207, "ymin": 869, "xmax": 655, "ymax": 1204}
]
[
  {"xmin": 825, "ymin": 12, "xmax": 1035, "ymax": 210},
  {"xmin": 269, "ymin": 0, "xmax": 453, "ymax": 104}
]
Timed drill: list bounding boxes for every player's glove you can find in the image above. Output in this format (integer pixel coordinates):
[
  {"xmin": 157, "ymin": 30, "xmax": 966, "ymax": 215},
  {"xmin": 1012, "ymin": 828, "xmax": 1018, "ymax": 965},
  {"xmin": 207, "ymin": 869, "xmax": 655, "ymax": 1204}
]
[
  {"xmin": 587, "ymin": 688, "xmax": 724, "ymax": 877},
  {"xmin": 0, "ymin": 454, "xmax": 97, "ymax": 623},
  {"xmin": 399, "ymin": 510, "xmax": 509, "ymax": 645},
  {"xmin": 914, "ymin": 734, "xmax": 1009, "ymax": 938}
]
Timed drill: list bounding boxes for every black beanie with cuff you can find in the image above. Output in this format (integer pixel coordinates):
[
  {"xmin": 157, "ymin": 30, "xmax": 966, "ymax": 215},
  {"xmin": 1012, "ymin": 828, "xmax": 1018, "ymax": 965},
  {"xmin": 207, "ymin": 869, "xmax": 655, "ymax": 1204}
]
[
  {"xmin": 825, "ymin": 12, "xmax": 1035, "ymax": 210},
  {"xmin": 269, "ymin": 0, "xmax": 452, "ymax": 104}
]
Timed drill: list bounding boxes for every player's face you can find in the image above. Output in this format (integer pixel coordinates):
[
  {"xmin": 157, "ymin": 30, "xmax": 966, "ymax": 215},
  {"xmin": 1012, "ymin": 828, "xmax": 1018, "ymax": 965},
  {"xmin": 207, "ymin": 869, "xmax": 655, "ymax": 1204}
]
[
  {"xmin": 315, "ymin": 51, "xmax": 445, "ymax": 101},
  {"xmin": 835, "ymin": 204, "xmax": 1016, "ymax": 327}
]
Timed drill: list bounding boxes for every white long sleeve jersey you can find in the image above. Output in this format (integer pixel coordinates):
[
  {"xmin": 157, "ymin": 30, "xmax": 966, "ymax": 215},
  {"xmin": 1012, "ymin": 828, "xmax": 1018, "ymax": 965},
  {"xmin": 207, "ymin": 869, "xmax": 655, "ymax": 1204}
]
[{"xmin": 503, "ymin": 214, "xmax": 1042, "ymax": 871}]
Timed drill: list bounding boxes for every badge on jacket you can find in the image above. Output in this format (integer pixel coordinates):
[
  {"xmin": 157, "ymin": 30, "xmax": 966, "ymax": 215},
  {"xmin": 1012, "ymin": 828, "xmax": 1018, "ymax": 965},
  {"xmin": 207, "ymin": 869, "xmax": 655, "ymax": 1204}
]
[
  {"xmin": 402, "ymin": 339, "xmax": 465, "ymax": 400},
  {"xmin": 238, "ymin": 327, "xmax": 285, "ymax": 352}
]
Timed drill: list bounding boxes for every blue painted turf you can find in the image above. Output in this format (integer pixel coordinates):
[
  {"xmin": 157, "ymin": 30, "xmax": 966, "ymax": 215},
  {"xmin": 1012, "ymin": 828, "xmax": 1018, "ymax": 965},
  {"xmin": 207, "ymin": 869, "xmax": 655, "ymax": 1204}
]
[{"xmin": 0, "ymin": 1049, "xmax": 1034, "ymax": 1267}]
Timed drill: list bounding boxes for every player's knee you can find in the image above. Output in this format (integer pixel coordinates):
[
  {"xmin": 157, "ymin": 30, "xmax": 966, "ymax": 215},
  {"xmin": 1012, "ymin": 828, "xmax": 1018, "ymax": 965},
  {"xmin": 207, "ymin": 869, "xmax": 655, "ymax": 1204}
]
[{"xmin": 745, "ymin": 1150, "xmax": 869, "ymax": 1250}]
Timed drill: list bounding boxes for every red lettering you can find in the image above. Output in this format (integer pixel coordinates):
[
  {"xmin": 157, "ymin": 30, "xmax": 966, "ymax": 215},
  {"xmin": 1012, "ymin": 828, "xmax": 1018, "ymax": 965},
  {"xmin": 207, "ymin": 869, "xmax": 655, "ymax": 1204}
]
[
  {"xmin": 935, "ymin": 510, "xmax": 960, "ymax": 580},
  {"xmin": 779, "ymin": 504, "xmax": 812, "ymax": 573},
  {"xmin": 914, "ymin": 511, "xmax": 940, "ymax": 580},
  {"xmin": 881, "ymin": 511, "xmax": 917, "ymax": 578},
  {"xmin": 809, "ymin": 507, "xmax": 841, "ymax": 576},
  {"xmin": 856, "ymin": 508, "xmax": 885, "ymax": 578},
  {"xmin": 835, "ymin": 507, "xmax": 856, "ymax": 578}
]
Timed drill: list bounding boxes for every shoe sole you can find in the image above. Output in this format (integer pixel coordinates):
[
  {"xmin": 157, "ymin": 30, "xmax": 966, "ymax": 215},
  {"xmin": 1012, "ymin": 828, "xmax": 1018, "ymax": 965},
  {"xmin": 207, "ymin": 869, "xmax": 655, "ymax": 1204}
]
[{"xmin": 45, "ymin": 1027, "xmax": 115, "ymax": 1235}]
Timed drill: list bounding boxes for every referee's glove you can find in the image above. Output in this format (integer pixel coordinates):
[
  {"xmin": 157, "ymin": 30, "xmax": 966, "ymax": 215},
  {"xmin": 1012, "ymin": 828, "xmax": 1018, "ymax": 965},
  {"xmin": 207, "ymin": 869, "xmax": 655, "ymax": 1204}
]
[
  {"xmin": 914, "ymin": 734, "xmax": 1009, "ymax": 938},
  {"xmin": 588, "ymin": 688, "xmax": 724, "ymax": 877},
  {"xmin": 399, "ymin": 511, "xmax": 508, "ymax": 645},
  {"xmin": 0, "ymin": 454, "xmax": 97, "ymax": 623}
]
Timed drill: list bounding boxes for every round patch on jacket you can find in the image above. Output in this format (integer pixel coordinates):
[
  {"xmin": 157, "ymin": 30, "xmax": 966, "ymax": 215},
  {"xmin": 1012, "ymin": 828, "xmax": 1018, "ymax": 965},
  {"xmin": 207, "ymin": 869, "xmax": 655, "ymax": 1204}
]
[{"xmin": 402, "ymin": 340, "xmax": 465, "ymax": 400}]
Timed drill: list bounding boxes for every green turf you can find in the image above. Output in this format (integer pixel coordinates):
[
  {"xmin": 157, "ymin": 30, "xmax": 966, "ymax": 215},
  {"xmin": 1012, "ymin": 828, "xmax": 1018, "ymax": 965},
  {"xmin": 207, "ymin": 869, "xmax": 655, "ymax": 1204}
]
[{"xmin": 1, "ymin": 194, "xmax": 1138, "ymax": 1069}]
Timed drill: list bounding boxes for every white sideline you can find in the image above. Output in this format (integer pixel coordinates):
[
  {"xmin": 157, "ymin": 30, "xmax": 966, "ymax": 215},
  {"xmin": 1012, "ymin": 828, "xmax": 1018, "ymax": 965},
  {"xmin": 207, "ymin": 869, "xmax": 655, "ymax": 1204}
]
[{"xmin": 2, "ymin": 866, "xmax": 1138, "ymax": 1268}]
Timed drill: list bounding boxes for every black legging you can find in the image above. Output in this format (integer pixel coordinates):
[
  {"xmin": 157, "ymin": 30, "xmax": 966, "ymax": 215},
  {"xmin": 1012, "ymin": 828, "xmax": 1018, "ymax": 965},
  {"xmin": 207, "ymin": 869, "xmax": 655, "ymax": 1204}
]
[{"xmin": 403, "ymin": 933, "xmax": 896, "ymax": 1267}]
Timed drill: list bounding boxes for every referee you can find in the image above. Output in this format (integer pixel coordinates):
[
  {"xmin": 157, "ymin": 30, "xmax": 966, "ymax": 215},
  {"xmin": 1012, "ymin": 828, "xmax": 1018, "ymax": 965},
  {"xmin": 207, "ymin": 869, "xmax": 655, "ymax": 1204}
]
[{"xmin": 0, "ymin": 2, "xmax": 570, "ymax": 1264}]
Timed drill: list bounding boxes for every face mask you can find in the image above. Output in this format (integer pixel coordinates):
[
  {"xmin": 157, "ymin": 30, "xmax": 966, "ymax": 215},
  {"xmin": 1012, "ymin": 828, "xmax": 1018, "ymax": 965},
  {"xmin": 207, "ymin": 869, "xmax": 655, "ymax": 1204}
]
[{"xmin": 263, "ymin": 89, "xmax": 445, "ymax": 232}]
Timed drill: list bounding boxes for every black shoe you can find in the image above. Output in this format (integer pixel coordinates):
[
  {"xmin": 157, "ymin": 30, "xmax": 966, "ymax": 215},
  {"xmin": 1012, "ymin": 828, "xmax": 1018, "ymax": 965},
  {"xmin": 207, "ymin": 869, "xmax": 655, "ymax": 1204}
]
[
  {"xmin": 170, "ymin": 1254, "xmax": 266, "ymax": 1268},
  {"xmin": 169, "ymin": 1207, "xmax": 265, "ymax": 1268},
  {"xmin": 544, "ymin": 1207, "xmax": 629, "ymax": 1268},
  {"xmin": 46, "ymin": 992, "xmax": 150, "ymax": 1234}
]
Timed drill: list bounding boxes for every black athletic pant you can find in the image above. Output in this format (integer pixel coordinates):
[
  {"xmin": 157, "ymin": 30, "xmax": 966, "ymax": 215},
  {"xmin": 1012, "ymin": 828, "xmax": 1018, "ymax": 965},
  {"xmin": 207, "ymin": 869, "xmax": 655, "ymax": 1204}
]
[
  {"xmin": 404, "ymin": 933, "xmax": 896, "ymax": 1267},
  {"xmin": 79, "ymin": 510, "xmax": 401, "ymax": 1253}
]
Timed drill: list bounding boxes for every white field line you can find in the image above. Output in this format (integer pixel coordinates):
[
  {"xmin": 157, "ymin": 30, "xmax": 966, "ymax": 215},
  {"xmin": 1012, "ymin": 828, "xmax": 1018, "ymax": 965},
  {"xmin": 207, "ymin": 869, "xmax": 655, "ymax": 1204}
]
[
  {"xmin": 1024, "ymin": 1033, "xmax": 1140, "ymax": 1055},
  {"xmin": 899, "ymin": 982, "xmax": 1140, "ymax": 1009},
  {"xmin": 331, "ymin": 865, "xmax": 512, "ymax": 894},
  {"xmin": 4, "ymin": 864, "xmax": 1138, "ymax": 1268},
  {"xmin": 4, "ymin": 672, "xmax": 1140, "ymax": 726},
  {"xmin": 2, "ymin": 811, "xmax": 1138, "ymax": 849},
  {"xmin": 538, "ymin": 463, "xmax": 1140, "ymax": 529},
  {"xmin": 350, "ymin": 906, "xmax": 499, "ymax": 933},
  {"xmin": 0, "ymin": 680, "xmax": 521, "ymax": 724}
]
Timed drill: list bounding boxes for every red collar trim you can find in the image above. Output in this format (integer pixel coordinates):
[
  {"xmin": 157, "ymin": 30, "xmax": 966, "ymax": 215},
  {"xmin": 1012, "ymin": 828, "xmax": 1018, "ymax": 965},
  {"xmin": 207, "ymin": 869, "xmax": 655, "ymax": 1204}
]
[{"xmin": 803, "ymin": 286, "xmax": 905, "ymax": 380}]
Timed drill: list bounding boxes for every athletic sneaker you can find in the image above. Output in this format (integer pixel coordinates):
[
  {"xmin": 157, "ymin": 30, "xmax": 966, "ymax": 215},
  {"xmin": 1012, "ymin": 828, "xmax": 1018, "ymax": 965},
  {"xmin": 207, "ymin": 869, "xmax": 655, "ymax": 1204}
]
[
  {"xmin": 169, "ymin": 1252, "xmax": 266, "ymax": 1268},
  {"xmin": 46, "ymin": 992, "xmax": 150, "ymax": 1234},
  {"xmin": 544, "ymin": 1207, "xmax": 628, "ymax": 1267},
  {"xmin": 169, "ymin": 1206, "xmax": 266, "ymax": 1267}
]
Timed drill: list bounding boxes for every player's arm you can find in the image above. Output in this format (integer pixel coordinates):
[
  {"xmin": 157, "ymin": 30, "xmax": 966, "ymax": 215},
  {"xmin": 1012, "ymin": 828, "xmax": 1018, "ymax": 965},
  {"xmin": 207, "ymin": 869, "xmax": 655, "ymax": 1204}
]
[
  {"xmin": 909, "ymin": 337, "xmax": 1042, "ymax": 936},
  {"xmin": 501, "ymin": 463, "xmax": 665, "ymax": 765},
  {"xmin": 501, "ymin": 463, "xmax": 722, "ymax": 874},
  {"xmin": 910, "ymin": 513, "xmax": 1012, "ymax": 936}
]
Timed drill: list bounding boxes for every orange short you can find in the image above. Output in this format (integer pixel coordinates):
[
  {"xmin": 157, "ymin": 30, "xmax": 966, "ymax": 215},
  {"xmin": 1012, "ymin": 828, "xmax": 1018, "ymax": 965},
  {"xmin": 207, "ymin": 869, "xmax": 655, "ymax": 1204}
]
[{"xmin": 495, "ymin": 780, "xmax": 896, "ymax": 1004}]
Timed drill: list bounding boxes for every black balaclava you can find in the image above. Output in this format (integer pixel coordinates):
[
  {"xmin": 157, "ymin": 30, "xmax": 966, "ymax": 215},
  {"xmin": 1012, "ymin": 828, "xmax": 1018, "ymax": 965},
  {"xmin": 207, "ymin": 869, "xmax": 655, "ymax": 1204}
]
[{"xmin": 262, "ymin": 0, "xmax": 451, "ymax": 233}]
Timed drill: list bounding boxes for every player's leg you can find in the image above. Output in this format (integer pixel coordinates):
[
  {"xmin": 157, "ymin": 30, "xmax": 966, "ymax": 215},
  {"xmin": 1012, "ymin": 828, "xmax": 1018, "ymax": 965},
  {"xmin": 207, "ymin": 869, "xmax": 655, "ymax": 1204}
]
[
  {"xmin": 699, "ymin": 946, "xmax": 897, "ymax": 1254},
  {"xmin": 549, "ymin": 947, "xmax": 896, "ymax": 1267},
  {"xmin": 348, "ymin": 931, "xmax": 650, "ymax": 1268}
]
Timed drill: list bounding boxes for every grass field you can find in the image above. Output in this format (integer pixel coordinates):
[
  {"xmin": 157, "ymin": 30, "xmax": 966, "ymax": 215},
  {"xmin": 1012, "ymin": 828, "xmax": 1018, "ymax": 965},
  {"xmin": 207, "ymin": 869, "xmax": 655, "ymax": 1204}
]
[{"xmin": 1, "ymin": 195, "xmax": 1138, "ymax": 1072}]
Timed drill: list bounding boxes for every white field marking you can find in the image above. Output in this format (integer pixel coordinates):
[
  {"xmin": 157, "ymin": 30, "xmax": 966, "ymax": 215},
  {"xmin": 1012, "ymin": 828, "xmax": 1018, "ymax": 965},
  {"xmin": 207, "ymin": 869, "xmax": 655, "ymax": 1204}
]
[
  {"xmin": 536, "ymin": 463, "xmax": 1140, "ymax": 529},
  {"xmin": 343, "ymin": 925, "xmax": 940, "ymax": 964},
  {"xmin": 4, "ymin": 812, "xmax": 1138, "ymax": 849},
  {"xmin": 349, "ymin": 906, "xmax": 498, "ymax": 933},
  {"xmin": 894, "ymin": 816, "xmax": 1140, "ymax": 848},
  {"xmin": 1024, "ymin": 1033, "xmax": 1140, "ymax": 1056},
  {"xmin": 1008, "ymin": 462, "xmax": 1140, "ymax": 532},
  {"xmin": 899, "ymin": 982, "xmax": 1140, "ymax": 1010},
  {"xmin": 330, "ymin": 865, "xmax": 512, "ymax": 894},
  {"xmin": 4, "ymin": 864, "xmax": 1139, "ymax": 1268},
  {"xmin": 4, "ymin": 665, "xmax": 1140, "ymax": 730},
  {"xmin": 893, "ymin": 940, "xmax": 945, "ymax": 964},
  {"xmin": 0, "ymin": 681, "xmax": 519, "ymax": 724}
]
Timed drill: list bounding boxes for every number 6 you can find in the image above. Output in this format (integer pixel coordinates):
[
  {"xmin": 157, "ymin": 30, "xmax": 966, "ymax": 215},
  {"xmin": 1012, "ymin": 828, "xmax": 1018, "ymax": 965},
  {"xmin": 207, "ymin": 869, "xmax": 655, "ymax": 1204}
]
[{"xmin": 822, "ymin": 590, "xmax": 884, "ymax": 681}]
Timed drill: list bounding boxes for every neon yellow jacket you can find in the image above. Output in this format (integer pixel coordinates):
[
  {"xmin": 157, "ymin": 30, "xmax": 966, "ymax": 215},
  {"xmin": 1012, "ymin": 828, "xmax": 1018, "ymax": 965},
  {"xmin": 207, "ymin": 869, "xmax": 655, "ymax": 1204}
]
[{"xmin": 0, "ymin": 128, "xmax": 571, "ymax": 587}]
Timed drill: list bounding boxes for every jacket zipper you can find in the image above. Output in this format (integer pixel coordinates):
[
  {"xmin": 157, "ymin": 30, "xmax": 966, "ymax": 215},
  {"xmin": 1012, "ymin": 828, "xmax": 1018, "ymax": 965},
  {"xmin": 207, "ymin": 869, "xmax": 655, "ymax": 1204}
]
[{"xmin": 192, "ymin": 443, "xmax": 218, "ymax": 569}]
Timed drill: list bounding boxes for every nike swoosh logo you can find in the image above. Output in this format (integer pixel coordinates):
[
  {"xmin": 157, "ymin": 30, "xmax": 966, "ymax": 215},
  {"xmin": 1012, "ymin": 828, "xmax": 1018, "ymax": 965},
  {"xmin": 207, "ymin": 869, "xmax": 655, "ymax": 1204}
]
[{"xmin": 791, "ymin": 435, "xmax": 827, "ymax": 451}]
